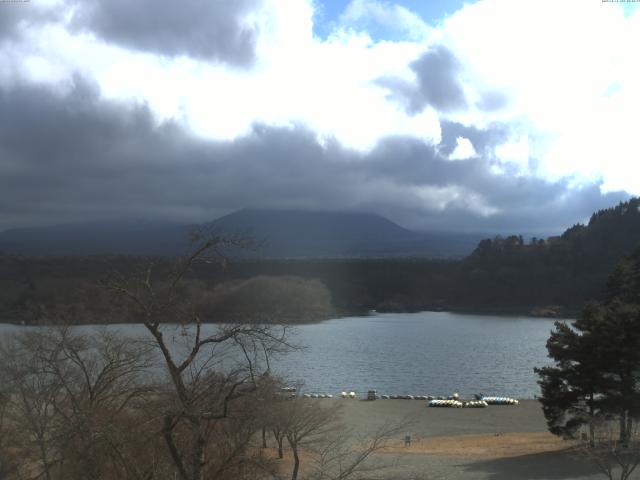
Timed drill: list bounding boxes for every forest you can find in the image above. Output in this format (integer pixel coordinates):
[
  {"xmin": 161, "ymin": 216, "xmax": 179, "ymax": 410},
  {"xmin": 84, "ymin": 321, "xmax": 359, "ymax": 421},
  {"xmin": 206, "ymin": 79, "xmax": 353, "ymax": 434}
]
[{"xmin": 0, "ymin": 198, "xmax": 639, "ymax": 325}]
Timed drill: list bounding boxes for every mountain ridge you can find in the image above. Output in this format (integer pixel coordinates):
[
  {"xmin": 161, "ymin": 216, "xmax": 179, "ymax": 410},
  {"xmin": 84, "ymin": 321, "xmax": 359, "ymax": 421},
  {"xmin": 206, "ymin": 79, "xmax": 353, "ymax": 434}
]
[
  {"xmin": 0, "ymin": 209, "xmax": 486, "ymax": 258},
  {"xmin": 1, "ymin": 198, "xmax": 639, "ymax": 324}
]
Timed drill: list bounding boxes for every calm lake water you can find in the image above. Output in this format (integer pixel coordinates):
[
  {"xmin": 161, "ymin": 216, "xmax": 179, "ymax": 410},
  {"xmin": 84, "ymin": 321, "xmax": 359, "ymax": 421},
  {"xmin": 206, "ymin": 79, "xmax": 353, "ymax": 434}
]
[{"xmin": 0, "ymin": 312, "xmax": 561, "ymax": 399}]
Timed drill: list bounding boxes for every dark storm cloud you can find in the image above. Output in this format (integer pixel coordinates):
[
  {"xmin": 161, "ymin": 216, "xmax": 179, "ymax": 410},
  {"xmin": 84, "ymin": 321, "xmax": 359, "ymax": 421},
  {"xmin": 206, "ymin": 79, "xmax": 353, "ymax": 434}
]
[
  {"xmin": 379, "ymin": 46, "xmax": 511, "ymax": 115},
  {"xmin": 378, "ymin": 45, "xmax": 467, "ymax": 114},
  {"xmin": 409, "ymin": 46, "xmax": 467, "ymax": 112},
  {"xmin": 0, "ymin": 80, "xmax": 630, "ymax": 235},
  {"xmin": 70, "ymin": 0, "xmax": 260, "ymax": 66}
]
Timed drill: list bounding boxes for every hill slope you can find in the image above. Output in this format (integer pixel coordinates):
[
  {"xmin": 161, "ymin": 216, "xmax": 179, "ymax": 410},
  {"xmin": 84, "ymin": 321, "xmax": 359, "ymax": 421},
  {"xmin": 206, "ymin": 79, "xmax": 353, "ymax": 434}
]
[
  {"xmin": 0, "ymin": 210, "xmax": 483, "ymax": 258},
  {"xmin": 452, "ymin": 197, "xmax": 640, "ymax": 314},
  {"xmin": 209, "ymin": 209, "xmax": 482, "ymax": 258}
]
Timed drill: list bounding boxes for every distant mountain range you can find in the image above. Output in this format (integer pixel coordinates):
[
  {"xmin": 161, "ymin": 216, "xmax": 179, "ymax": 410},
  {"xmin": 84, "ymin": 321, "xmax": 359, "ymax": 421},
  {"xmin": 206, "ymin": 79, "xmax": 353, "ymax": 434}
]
[
  {"xmin": 0, "ymin": 209, "xmax": 487, "ymax": 258},
  {"xmin": 1, "ymin": 199, "xmax": 639, "ymax": 324}
]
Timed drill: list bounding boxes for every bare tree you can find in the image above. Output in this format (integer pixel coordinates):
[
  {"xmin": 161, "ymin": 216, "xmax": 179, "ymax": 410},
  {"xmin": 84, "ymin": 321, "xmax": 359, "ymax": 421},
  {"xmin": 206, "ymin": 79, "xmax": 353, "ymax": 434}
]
[
  {"xmin": 40, "ymin": 328, "xmax": 157, "ymax": 480},
  {"xmin": 272, "ymin": 397, "xmax": 408, "ymax": 480},
  {"xmin": 0, "ymin": 332, "xmax": 64, "ymax": 480},
  {"xmin": 0, "ymin": 232, "xmax": 302, "ymax": 480},
  {"xmin": 306, "ymin": 420, "xmax": 406, "ymax": 480},
  {"xmin": 0, "ymin": 369, "xmax": 19, "ymax": 480},
  {"xmin": 279, "ymin": 399, "xmax": 343, "ymax": 480},
  {"xmin": 269, "ymin": 401, "xmax": 288, "ymax": 460},
  {"xmin": 102, "ymin": 230, "xmax": 295, "ymax": 480},
  {"xmin": 578, "ymin": 418, "xmax": 640, "ymax": 480},
  {"xmin": 0, "ymin": 327, "xmax": 159, "ymax": 480},
  {"xmin": 263, "ymin": 383, "xmax": 296, "ymax": 460}
]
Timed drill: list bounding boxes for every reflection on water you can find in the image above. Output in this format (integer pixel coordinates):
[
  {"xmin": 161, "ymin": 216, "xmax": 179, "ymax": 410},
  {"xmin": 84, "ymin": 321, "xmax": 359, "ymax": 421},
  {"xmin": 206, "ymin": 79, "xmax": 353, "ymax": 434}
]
[{"xmin": 0, "ymin": 311, "xmax": 560, "ymax": 399}]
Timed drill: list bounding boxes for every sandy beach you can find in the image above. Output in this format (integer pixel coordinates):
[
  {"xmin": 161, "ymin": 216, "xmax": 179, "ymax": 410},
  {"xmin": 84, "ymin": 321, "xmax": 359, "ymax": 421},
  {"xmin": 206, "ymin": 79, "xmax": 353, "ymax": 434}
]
[{"xmin": 273, "ymin": 398, "xmax": 635, "ymax": 480}]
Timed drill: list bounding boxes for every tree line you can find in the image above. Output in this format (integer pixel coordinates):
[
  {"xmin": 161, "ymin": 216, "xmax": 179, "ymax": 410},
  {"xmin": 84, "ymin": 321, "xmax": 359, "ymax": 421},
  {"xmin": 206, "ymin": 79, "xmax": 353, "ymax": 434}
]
[{"xmin": 1, "ymin": 197, "xmax": 639, "ymax": 324}]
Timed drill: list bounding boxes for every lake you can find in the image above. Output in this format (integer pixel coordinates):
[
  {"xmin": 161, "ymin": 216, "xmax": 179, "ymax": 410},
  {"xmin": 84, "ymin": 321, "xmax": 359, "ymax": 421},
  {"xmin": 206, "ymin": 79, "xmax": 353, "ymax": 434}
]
[{"xmin": 0, "ymin": 311, "xmax": 561, "ymax": 399}]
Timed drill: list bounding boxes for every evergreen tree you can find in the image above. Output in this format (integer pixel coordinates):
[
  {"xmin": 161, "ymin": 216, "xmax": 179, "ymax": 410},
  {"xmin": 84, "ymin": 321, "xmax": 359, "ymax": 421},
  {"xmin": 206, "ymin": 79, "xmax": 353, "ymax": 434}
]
[
  {"xmin": 536, "ymin": 248, "xmax": 640, "ymax": 443},
  {"xmin": 535, "ymin": 306, "xmax": 609, "ymax": 443}
]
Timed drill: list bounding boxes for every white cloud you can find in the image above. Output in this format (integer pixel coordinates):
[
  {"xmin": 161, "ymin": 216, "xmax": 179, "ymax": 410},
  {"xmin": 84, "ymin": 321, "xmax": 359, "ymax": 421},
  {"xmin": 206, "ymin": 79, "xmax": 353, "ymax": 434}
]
[
  {"xmin": 439, "ymin": 0, "xmax": 640, "ymax": 194},
  {"xmin": 1, "ymin": 0, "xmax": 439, "ymax": 151},
  {"xmin": 449, "ymin": 136, "xmax": 476, "ymax": 160},
  {"xmin": 494, "ymin": 135, "xmax": 529, "ymax": 172},
  {"xmin": 410, "ymin": 185, "xmax": 499, "ymax": 217},
  {"xmin": 2, "ymin": 0, "xmax": 639, "ymax": 195}
]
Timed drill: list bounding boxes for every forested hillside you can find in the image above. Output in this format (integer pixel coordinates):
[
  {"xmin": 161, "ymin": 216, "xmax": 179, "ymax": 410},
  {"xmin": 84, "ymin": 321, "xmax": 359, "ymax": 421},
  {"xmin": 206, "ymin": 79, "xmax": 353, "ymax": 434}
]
[
  {"xmin": 451, "ymin": 198, "xmax": 640, "ymax": 314},
  {"xmin": 0, "ymin": 199, "xmax": 638, "ymax": 324}
]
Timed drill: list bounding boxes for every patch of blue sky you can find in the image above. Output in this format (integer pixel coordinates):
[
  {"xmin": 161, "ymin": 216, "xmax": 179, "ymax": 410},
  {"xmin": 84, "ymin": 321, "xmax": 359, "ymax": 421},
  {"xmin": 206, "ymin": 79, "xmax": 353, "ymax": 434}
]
[
  {"xmin": 621, "ymin": 2, "xmax": 640, "ymax": 17},
  {"xmin": 312, "ymin": 0, "xmax": 472, "ymax": 40}
]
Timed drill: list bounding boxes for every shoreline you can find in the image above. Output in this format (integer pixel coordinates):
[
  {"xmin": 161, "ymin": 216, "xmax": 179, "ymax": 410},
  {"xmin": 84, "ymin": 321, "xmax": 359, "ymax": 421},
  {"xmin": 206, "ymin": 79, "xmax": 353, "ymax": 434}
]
[
  {"xmin": 0, "ymin": 307, "xmax": 572, "ymax": 327},
  {"xmin": 336, "ymin": 398, "xmax": 549, "ymax": 438}
]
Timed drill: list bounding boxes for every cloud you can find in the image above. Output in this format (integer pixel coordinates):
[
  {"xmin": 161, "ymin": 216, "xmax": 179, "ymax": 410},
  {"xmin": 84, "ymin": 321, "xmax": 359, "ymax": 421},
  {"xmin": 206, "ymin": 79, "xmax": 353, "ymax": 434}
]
[
  {"xmin": 0, "ymin": 5, "xmax": 30, "ymax": 41},
  {"xmin": 0, "ymin": 80, "xmax": 629, "ymax": 235},
  {"xmin": 0, "ymin": 0, "xmax": 436, "ymax": 151},
  {"xmin": 440, "ymin": 0, "xmax": 640, "ymax": 192},
  {"xmin": 409, "ymin": 45, "xmax": 467, "ymax": 112},
  {"xmin": 449, "ymin": 137, "xmax": 476, "ymax": 161},
  {"xmin": 378, "ymin": 45, "xmax": 467, "ymax": 114},
  {"xmin": 339, "ymin": 0, "xmax": 430, "ymax": 40},
  {"xmin": 0, "ymin": 0, "xmax": 638, "ymax": 235},
  {"xmin": 69, "ymin": 0, "xmax": 261, "ymax": 66},
  {"xmin": 0, "ymin": 1, "xmax": 63, "ymax": 43},
  {"xmin": 439, "ymin": 121, "xmax": 508, "ymax": 157},
  {"xmin": 494, "ymin": 135, "xmax": 530, "ymax": 172}
]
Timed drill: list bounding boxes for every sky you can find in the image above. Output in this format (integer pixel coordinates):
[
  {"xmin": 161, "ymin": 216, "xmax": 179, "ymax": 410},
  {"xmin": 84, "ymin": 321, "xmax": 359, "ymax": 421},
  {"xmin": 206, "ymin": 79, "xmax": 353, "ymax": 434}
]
[{"xmin": 0, "ymin": 0, "xmax": 639, "ymax": 235}]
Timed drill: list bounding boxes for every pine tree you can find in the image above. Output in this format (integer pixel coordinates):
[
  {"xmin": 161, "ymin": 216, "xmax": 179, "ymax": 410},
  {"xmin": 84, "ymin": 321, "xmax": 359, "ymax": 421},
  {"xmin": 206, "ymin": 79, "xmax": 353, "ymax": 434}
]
[{"xmin": 536, "ymin": 248, "xmax": 640, "ymax": 443}]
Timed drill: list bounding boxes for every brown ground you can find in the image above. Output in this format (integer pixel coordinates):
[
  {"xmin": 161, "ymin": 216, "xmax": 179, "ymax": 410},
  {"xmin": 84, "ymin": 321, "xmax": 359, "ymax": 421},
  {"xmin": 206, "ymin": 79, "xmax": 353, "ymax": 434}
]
[
  {"xmin": 266, "ymin": 399, "xmax": 637, "ymax": 479},
  {"xmin": 381, "ymin": 431, "xmax": 570, "ymax": 458}
]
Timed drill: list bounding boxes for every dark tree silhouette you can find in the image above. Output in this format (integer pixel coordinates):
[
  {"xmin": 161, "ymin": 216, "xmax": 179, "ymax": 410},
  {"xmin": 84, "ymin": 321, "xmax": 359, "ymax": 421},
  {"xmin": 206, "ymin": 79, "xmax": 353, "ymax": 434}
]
[{"xmin": 536, "ymin": 247, "xmax": 640, "ymax": 445}]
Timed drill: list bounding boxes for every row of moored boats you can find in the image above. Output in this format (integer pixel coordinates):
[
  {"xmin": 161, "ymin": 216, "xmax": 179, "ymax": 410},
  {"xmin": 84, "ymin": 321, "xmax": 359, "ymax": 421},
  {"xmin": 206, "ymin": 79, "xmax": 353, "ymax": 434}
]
[{"xmin": 296, "ymin": 390, "xmax": 519, "ymax": 407}]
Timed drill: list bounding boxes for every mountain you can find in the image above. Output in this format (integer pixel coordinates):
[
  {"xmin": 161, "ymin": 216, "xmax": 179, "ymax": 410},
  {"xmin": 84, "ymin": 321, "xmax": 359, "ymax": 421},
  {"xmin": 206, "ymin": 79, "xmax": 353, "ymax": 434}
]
[
  {"xmin": 0, "ymin": 210, "xmax": 484, "ymax": 258},
  {"xmin": 209, "ymin": 209, "xmax": 483, "ymax": 258},
  {"xmin": 1, "ymin": 200, "xmax": 640, "ymax": 324}
]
